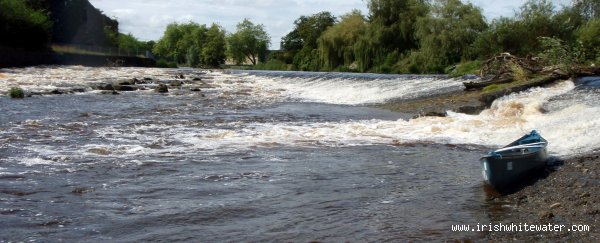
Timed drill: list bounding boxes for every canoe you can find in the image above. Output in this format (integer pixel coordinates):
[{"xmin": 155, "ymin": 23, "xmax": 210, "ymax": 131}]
[{"xmin": 480, "ymin": 130, "xmax": 549, "ymax": 190}]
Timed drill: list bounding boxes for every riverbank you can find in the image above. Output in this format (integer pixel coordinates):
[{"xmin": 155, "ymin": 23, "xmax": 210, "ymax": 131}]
[
  {"xmin": 375, "ymin": 72, "xmax": 600, "ymax": 241},
  {"xmin": 486, "ymin": 153, "xmax": 600, "ymax": 241},
  {"xmin": 377, "ymin": 73, "xmax": 569, "ymax": 117}
]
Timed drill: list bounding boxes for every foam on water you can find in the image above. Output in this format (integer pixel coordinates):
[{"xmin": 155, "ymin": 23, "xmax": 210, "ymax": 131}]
[
  {"xmin": 175, "ymin": 80, "xmax": 600, "ymax": 156},
  {"xmin": 2, "ymin": 67, "xmax": 599, "ymax": 160},
  {"xmin": 236, "ymin": 71, "xmax": 463, "ymax": 105}
]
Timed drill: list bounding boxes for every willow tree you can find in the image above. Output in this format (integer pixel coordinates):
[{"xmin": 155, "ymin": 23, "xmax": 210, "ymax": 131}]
[
  {"xmin": 415, "ymin": 0, "xmax": 487, "ymax": 71},
  {"xmin": 318, "ymin": 10, "xmax": 367, "ymax": 70},
  {"xmin": 353, "ymin": 0, "xmax": 429, "ymax": 71}
]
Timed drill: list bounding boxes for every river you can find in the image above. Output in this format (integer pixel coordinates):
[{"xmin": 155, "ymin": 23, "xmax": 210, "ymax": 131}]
[{"xmin": 1, "ymin": 66, "xmax": 599, "ymax": 241}]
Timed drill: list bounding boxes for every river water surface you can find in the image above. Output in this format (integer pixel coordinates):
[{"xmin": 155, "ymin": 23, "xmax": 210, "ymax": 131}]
[{"xmin": 1, "ymin": 67, "xmax": 599, "ymax": 241}]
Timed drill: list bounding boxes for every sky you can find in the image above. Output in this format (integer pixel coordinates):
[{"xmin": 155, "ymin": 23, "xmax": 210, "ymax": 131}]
[{"xmin": 88, "ymin": 0, "xmax": 573, "ymax": 49}]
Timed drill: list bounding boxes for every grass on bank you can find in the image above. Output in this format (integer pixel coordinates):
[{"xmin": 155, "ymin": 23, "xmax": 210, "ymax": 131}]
[{"xmin": 448, "ymin": 60, "xmax": 481, "ymax": 77}]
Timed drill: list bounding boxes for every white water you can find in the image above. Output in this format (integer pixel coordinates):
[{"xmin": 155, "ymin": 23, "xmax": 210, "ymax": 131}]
[
  {"xmin": 2, "ymin": 67, "xmax": 600, "ymax": 159},
  {"xmin": 192, "ymin": 74, "xmax": 600, "ymax": 156},
  {"xmin": 238, "ymin": 73, "xmax": 464, "ymax": 105}
]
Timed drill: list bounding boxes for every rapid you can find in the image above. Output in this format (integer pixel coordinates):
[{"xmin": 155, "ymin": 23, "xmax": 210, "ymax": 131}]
[{"xmin": 1, "ymin": 66, "xmax": 599, "ymax": 241}]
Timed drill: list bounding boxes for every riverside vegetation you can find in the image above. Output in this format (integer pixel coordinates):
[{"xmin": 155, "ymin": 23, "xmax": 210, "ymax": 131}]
[{"xmin": 3, "ymin": 0, "xmax": 599, "ymax": 75}]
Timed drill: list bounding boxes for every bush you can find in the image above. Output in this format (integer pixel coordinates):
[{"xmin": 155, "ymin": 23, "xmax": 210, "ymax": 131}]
[
  {"xmin": 156, "ymin": 59, "xmax": 178, "ymax": 68},
  {"xmin": 538, "ymin": 36, "xmax": 583, "ymax": 75},
  {"xmin": 253, "ymin": 59, "xmax": 290, "ymax": 70},
  {"xmin": 8, "ymin": 87, "xmax": 25, "ymax": 98}
]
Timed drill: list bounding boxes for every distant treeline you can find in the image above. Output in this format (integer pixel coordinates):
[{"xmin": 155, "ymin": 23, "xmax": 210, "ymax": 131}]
[
  {"xmin": 149, "ymin": 0, "xmax": 599, "ymax": 73},
  {"xmin": 4, "ymin": 0, "xmax": 598, "ymax": 73},
  {"xmin": 271, "ymin": 0, "xmax": 600, "ymax": 74}
]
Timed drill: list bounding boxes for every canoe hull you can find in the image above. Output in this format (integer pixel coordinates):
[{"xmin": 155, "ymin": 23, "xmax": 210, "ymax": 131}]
[{"xmin": 481, "ymin": 148, "xmax": 548, "ymax": 189}]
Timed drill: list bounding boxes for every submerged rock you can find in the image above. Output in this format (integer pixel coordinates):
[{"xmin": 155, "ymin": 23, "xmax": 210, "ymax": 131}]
[
  {"xmin": 96, "ymin": 83, "xmax": 114, "ymax": 91},
  {"xmin": 113, "ymin": 85, "xmax": 137, "ymax": 91},
  {"xmin": 169, "ymin": 80, "xmax": 183, "ymax": 87},
  {"xmin": 155, "ymin": 84, "xmax": 169, "ymax": 93}
]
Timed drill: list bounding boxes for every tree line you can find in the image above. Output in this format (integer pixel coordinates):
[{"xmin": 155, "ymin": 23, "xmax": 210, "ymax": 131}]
[
  {"xmin": 3, "ymin": 0, "xmax": 599, "ymax": 73},
  {"xmin": 273, "ymin": 0, "xmax": 600, "ymax": 74},
  {"xmin": 150, "ymin": 0, "xmax": 599, "ymax": 73}
]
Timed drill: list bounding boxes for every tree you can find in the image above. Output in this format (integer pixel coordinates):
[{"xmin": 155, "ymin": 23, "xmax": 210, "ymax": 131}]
[
  {"xmin": 202, "ymin": 24, "xmax": 226, "ymax": 67},
  {"xmin": 366, "ymin": 0, "xmax": 428, "ymax": 53},
  {"xmin": 415, "ymin": 0, "xmax": 487, "ymax": 71},
  {"xmin": 352, "ymin": 0, "xmax": 428, "ymax": 72},
  {"xmin": 0, "ymin": 0, "xmax": 51, "ymax": 50},
  {"xmin": 153, "ymin": 22, "xmax": 226, "ymax": 67},
  {"xmin": 318, "ymin": 10, "xmax": 367, "ymax": 70},
  {"xmin": 119, "ymin": 33, "xmax": 146, "ymax": 55},
  {"xmin": 281, "ymin": 12, "xmax": 336, "ymax": 51},
  {"xmin": 227, "ymin": 19, "xmax": 270, "ymax": 65},
  {"xmin": 574, "ymin": 0, "xmax": 600, "ymax": 19},
  {"xmin": 280, "ymin": 12, "xmax": 336, "ymax": 69},
  {"xmin": 576, "ymin": 18, "xmax": 600, "ymax": 61}
]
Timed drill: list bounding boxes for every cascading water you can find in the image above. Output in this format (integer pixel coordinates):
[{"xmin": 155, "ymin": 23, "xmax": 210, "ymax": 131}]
[{"xmin": 1, "ymin": 66, "xmax": 598, "ymax": 241}]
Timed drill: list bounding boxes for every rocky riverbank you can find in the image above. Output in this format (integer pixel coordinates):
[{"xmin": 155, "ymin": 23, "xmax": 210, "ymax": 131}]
[
  {"xmin": 376, "ymin": 71, "xmax": 599, "ymax": 241},
  {"xmin": 485, "ymin": 153, "xmax": 600, "ymax": 241},
  {"xmin": 377, "ymin": 73, "xmax": 570, "ymax": 117}
]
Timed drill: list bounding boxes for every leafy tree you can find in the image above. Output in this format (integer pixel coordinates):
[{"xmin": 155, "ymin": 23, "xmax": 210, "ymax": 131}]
[
  {"xmin": 118, "ymin": 33, "xmax": 147, "ymax": 55},
  {"xmin": 282, "ymin": 12, "xmax": 336, "ymax": 51},
  {"xmin": 154, "ymin": 22, "xmax": 225, "ymax": 67},
  {"xmin": 415, "ymin": 0, "xmax": 487, "ymax": 72},
  {"xmin": 366, "ymin": 0, "xmax": 428, "ymax": 53},
  {"xmin": 202, "ymin": 23, "xmax": 226, "ymax": 67},
  {"xmin": 471, "ymin": 0, "xmax": 560, "ymax": 59},
  {"xmin": 353, "ymin": 0, "xmax": 428, "ymax": 72},
  {"xmin": 318, "ymin": 10, "xmax": 367, "ymax": 70},
  {"xmin": 227, "ymin": 19, "xmax": 270, "ymax": 65},
  {"xmin": 573, "ymin": 0, "xmax": 600, "ymax": 19},
  {"xmin": 576, "ymin": 18, "xmax": 600, "ymax": 61},
  {"xmin": 0, "ymin": 0, "xmax": 51, "ymax": 50},
  {"xmin": 280, "ymin": 12, "xmax": 336, "ymax": 69}
]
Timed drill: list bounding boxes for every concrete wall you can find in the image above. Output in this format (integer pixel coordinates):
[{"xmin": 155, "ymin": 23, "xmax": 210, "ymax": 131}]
[{"xmin": 46, "ymin": 0, "xmax": 119, "ymax": 47}]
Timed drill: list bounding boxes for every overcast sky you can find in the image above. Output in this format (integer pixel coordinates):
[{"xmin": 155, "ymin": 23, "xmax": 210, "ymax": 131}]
[{"xmin": 88, "ymin": 0, "xmax": 572, "ymax": 49}]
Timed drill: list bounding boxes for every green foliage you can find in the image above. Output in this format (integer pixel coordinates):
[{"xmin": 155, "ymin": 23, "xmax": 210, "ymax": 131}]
[
  {"xmin": 280, "ymin": 12, "xmax": 336, "ymax": 69},
  {"xmin": 574, "ymin": 0, "xmax": 600, "ymax": 19},
  {"xmin": 262, "ymin": 0, "xmax": 599, "ymax": 74},
  {"xmin": 538, "ymin": 36, "xmax": 583, "ymax": 75},
  {"xmin": 509, "ymin": 61, "xmax": 529, "ymax": 81},
  {"xmin": 8, "ymin": 87, "xmax": 25, "ymax": 99},
  {"xmin": 156, "ymin": 59, "xmax": 178, "ymax": 68},
  {"xmin": 202, "ymin": 24, "xmax": 227, "ymax": 67},
  {"xmin": 448, "ymin": 60, "xmax": 482, "ymax": 77},
  {"xmin": 482, "ymin": 83, "xmax": 505, "ymax": 93},
  {"xmin": 253, "ymin": 59, "xmax": 290, "ymax": 71},
  {"xmin": 0, "ymin": 0, "xmax": 51, "ymax": 50},
  {"xmin": 118, "ymin": 33, "xmax": 148, "ymax": 55},
  {"xmin": 367, "ymin": 0, "xmax": 428, "ymax": 53},
  {"xmin": 154, "ymin": 22, "xmax": 226, "ymax": 67},
  {"xmin": 227, "ymin": 19, "xmax": 270, "ymax": 66},
  {"xmin": 281, "ymin": 12, "xmax": 336, "ymax": 52},
  {"xmin": 576, "ymin": 18, "xmax": 600, "ymax": 61},
  {"xmin": 415, "ymin": 0, "xmax": 487, "ymax": 72},
  {"xmin": 318, "ymin": 10, "xmax": 366, "ymax": 70}
]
